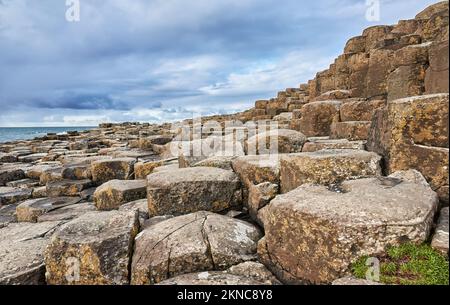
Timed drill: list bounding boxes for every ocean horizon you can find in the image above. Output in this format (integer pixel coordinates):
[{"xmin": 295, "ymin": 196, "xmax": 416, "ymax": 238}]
[{"xmin": 0, "ymin": 127, "xmax": 95, "ymax": 143}]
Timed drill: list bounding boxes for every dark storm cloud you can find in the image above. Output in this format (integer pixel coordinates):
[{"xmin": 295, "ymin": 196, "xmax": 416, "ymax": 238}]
[{"xmin": 0, "ymin": 0, "xmax": 439, "ymax": 126}]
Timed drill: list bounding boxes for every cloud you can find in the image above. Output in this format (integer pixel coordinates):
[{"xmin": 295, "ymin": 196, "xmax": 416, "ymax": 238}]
[{"xmin": 0, "ymin": 0, "xmax": 441, "ymax": 126}]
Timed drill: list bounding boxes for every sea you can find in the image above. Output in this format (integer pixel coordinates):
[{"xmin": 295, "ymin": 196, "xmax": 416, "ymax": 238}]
[{"xmin": 0, "ymin": 127, "xmax": 95, "ymax": 143}]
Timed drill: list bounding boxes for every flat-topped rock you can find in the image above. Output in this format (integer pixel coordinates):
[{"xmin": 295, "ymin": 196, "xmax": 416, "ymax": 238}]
[
  {"xmin": 37, "ymin": 202, "xmax": 96, "ymax": 222},
  {"xmin": 0, "ymin": 221, "xmax": 62, "ymax": 284},
  {"xmin": 302, "ymin": 138, "xmax": 365, "ymax": 152},
  {"xmin": 91, "ymin": 158, "xmax": 136, "ymax": 184},
  {"xmin": 46, "ymin": 179, "xmax": 93, "ymax": 197},
  {"xmin": 158, "ymin": 262, "xmax": 280, "ymax": 285},
  {"xmin": 131, "ymin": 211, "xmax": 262, "ymax": 284},
  {"xmin": 231, "ymin": 155, "xmax": 280, "ymax": 189},
  {"xmin": 245, "ymin": 129, "xmax": 307, "ymax": 155},
  {"xmin": 16, "ymin": 197, "xmax": 81, "ymax": 222},
  {"xmin": 339, "ymin": 99, "xmax": 385, "ymax": 122},
  {"xmin": 0, "ymin": 187, "xmax": 33, "ymax": 206},
  {"xmin": 0, "ymin": 164, "xmax": 26, "ymax": 186},
  {"xmin": 0, "ymin": 204, "xmax": 17, "ymax": 228},
  {"xmin": 44, "ymin": 211, "xmax": 139, "ymax": 285},
  {"xmin": 280, "ymin": 149, "xmax": 382, "ymax": 193},
  {"xmin": 260, "ymin": 171, "xmax": 438, "ymax": 284},
  {"xmin": 94, "ymin": 179, "xmax": 147, "ymax": 211},
  {"xmin": 147, "ymin": 167, "xmax": 241, "ymax": 217},
  {"xmin": 193, "ymin": 155, "xmax": 238, "ymax": 170}
]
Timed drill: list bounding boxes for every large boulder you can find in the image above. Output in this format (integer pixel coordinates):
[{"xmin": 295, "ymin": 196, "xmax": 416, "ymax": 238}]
[
  {"xmin": 91, "ymin": 158, "xmax": 136, "ymax": 184},
  {"xmin": 259, "ymin": 171, "xmax": 438, "ymax": 284},
  {"xmin": 94, "ymin": 180, "xmax": 147, "ymax": 211},
  {"xmin": 280, "ymin": 149, "xmax": 382, "ymax": 193},
  {"xmin": 245, "ymin": 129, "xmax": 307, "ymax": 155},
  {"xmin": 330, "ymin": 121, "xmax": 371, "ymax": 141},
  {"xmin": 367, "ymin": 94, "xmax": 449, "ymax": 203},
  {"xmin": 0, "ymin": 164, "xmax": 26, "ymax": 186},
  {"xmin": 0, "ymin": 221, "xmax": 62, "ymax": 284},
  {"xmin": 425, "ymin": 40, "xmax": 449, "ymax": 94},
  {"xmin": 147, "ymin": 167, "xmax": 241, "ymax": 217},
  {"xmin": 339, "ymin": 100, "xmax": 385, "ymax": 122},
  {"xmin": 44, "ymin": 211, "xmax": 139, "ymax": 285},
  {"xmin": 131, "ymin": 211, "xmax": 262, "ymax": 284},
  {"xmin": 158, "ymin": 262, "xmax": 280, "ymax": 285},
  {"xmin": 298, "ymin": 101, "xmax": 341, "ymax": 137}
]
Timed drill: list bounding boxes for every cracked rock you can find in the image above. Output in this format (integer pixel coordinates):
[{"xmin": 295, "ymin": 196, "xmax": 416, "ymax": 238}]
[{"xmin": 131, "ymin": 211, "xmax": 262, "ymax": 284}]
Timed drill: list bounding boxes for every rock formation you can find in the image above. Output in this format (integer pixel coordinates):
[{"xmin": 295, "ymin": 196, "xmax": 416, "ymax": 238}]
[{"xmin": 0, "ymin": 2, "xmax": 448, "ymax": 285}]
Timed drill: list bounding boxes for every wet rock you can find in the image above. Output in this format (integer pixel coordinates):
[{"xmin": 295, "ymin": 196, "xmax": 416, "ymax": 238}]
[
  {"xmin": 0, "ymin": 164, "xmax": 25, "ymax": 186},
  {"xmin": 147, "ymin": 167, "xmax": 241, "ymax": 217},
  {"xmin": 131, "ymin": 211, "xmax": 262, "ymax": 284},
  {"xmin": 44, "ymin": 211, "xmax": 139, "ymax": 285}
]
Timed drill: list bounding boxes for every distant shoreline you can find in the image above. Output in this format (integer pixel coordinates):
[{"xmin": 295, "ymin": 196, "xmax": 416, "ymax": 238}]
[{"xmin": 0, "ymin": 126, "xmax": 96, "ymax": 143}]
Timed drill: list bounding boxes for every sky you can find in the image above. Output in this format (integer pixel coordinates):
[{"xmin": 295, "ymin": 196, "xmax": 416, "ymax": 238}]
[{"xmin": 0, "ymin": 0, "xmax": 439, "ymax": 127}]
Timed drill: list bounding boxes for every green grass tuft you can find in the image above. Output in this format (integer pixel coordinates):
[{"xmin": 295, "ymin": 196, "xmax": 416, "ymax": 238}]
[{"xmin": 351, "ymin": 243, "xmax": 449, "ymax": 285}]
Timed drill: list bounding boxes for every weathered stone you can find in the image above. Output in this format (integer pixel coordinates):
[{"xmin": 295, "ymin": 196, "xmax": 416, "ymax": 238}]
[
  {"xmin": 298, "ymin": 101, "xmax": 341, "ymax": 137},
  {"xmin": 431, "ymin": 207, "xmax": 449, "ymax": 256},
  {"xmin": 248, "ymin": 182, "xmax": 278, "ymax": 226},
  {"xmin": 134, "ymin": 158, "xmax": 176, "ymax": 179},
  {"xmin": 232, "ymin": 155, "xmax": 280, "ymax": 189},
  {"xmin": 61, "ymin": 163, "xmax": 92, "ymax": 180},
  {"xmin": 25, "ymin": 163, "xmax": 61, "ymax": 180},
  {"xmin": 37, "ymin": 202, "xmax": 96, "ymax": 222},
  {"xmin": 94, "ymin": 180, "xmax": 147, "ymax": 211},
  {"xmin": 0, "ymin": 187, "xmax": 33, "ymax": 205},
  {"xmin": 6, "ymin": 178, "xmax": 40, "ymax": 189},
  {"xmin": 340, "ymin": 99, "xmax": 385, "ymax": 122},
  {"xmin": 44, "ymin": 211, "xmax": 139, "ymax": 285},
  {"xmin": 387, "ymin": 64, "xmax": 427, "ymax": 101},
  {"xmin": 193, "ymin": 156, "xmax": 238, "ymax": 170},
  {"xmin": 16, "ymin": 197, "xmax": 81, "ymax": 223},
  {"xmin": 91, "ymin": 158, "xmax": 136, "ymax": 184},
  {"xmin": 131, "ymin": 211, "xmax": 262, "ymax": 284},
  {"xmin": 315, "ymin": 90, "xmax": 351, "ymax": 101},
  {"xmin": 0, "ymin": 165, "xmax": 25, "ymax": 186},
  {"xmin": 245, "ymin": 129, "xmax": 307, "ymax": 155},
  {"xmin": 158, "ymin": 262, "xmax": 280, "ymax": 285},
  {"xmin": 367, "ymin": 94, "xmax": 449, "ymax": 203},
  {"xmin": 147, "ymin": 167, "xmax": 241, "ymax": 217},
  {"xmin": 280, "ymin": 149, "xmax": 382, "ymax": 193},
  {"xmin": 32, "ymin": 186, "xmax": 47, "ymax": 198},
  {"xmin": 332, "ymin": 277, "xmax": 383, "ymax": 285},
  {"xmin": 302, "ymin": 138, "xmax": 365, "ymax": 152},
  {"xmin": 0, "ymin": 203, "xmax": 17, "ymax": 228},
  {"xmin": 0, "ymin": 221, "xmax": 61, "ymax": 284},
  {"xmin": 415, "ymin": 1, "xmax": 449, "ymax": 20},
  {"xmin": 366, "ymin": 48, "xmax": 394, "ymax": 99},
  {"xmin": 118, "ymin": 199, "xmax": 149, "ymax": 227},
  {"xmin": 260, "ymin": 173, "xmax": 438, "ymax": 284},
  {"xmin": 0, "ymin": 152, "xmax": 18, "ymax": 163},
  {"xmin": 255, "ymin": 100, "xmax": 269, "ymax": 110},
  {"xmin": 344, "ymin": 36, "xmax": 366, "ymax": 53},
  {"xmin": 330, "ymin": 121, "xmax": 371, "ymax": 141},
  {"xmin": 425, "ymin": 40, "xmax": 449, "ymax": 94},
  {"xmin": 46, "ymin": 179, "xmax": 92, "ymax": 197}
]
